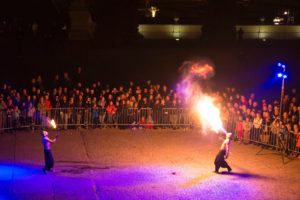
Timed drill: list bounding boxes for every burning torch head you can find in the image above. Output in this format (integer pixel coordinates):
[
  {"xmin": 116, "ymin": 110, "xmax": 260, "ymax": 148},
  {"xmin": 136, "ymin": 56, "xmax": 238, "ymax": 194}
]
[{"xmin": 49, "ymin": 119, "xmax": 57, "ymax": 129}]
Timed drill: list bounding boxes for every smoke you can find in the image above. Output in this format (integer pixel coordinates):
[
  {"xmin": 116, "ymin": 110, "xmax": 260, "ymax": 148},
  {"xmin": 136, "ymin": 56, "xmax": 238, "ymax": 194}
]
[{"xmin": 177, "ymin": 59, "xmax": 215, "ymax": 102}]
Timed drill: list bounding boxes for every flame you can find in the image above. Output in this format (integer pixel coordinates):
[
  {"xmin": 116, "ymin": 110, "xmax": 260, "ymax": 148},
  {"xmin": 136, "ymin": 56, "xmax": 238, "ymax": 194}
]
[
  {"xmin": 50, "ymin": 119, "xmax": 57, "ymax": 129},
  {"xmin": 194, "ymin": 95, "xmax": 225, "ymax": 133},
  {"xmin": 178, "ymin": 59, "xmax": 226, "ymax": 134},
  {"xmin": 190, "ymin": 64, "xmax": 215, "ymax": 79}
]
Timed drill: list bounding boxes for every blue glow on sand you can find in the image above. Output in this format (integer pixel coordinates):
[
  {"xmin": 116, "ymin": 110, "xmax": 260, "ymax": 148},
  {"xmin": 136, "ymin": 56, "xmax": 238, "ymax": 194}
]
[{"xmin": 0, "ymin": 163, "xmax": 41, "ymax": 181}]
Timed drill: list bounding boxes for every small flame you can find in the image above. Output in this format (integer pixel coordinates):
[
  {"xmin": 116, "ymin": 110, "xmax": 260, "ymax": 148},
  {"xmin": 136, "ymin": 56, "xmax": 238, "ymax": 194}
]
[
  {"xmin": 195, "ymin": 95, "xmax": 226, "ymax": 133},
  {"xmin": 50, "ymin": 119, "xmax": 57, "ymax": 129}
]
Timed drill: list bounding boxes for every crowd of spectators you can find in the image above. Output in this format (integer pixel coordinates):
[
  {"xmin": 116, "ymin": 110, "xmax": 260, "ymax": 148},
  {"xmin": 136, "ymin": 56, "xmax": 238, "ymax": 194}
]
[
  {"xmin": 0, "ymin": 67, "xmax": 188, "ymax": 132},
  {"xmin": 218, "ymin": 87, "xmax": 300, "ymax": 157},
  {"xmin": 0, "ymin": 67, "xmax": 299, "ymax": 156}
]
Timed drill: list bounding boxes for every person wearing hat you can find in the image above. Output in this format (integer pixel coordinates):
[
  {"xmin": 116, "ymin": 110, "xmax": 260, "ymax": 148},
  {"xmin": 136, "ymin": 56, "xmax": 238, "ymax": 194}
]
[
  {"xmin": 214, "ymin": 132, "xmax": 232, "ymax": 173},
  {"xmin": 41, "ymin": 129, "xmax": 58, "ymax": 174}
]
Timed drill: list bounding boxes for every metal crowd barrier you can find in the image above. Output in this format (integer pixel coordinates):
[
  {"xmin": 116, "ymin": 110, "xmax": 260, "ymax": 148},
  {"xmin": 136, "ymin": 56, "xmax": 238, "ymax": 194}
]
[
  {"xmin": 0, "ymin": 107, "xmax": 192, "ymax": 131},
  {"xmin": 1, "ymin": 107, "xmax": 299, "ymax": 156},
  {"xmin": 225, "ymin": 118, "xmax": 300, "ymax": 156}
]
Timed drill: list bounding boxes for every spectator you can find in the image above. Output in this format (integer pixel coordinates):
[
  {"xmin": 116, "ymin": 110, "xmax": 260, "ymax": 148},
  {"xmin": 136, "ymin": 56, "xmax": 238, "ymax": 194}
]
[
  {"xmin": 75, "ymin": 95, "xmax": 84, "ymax": 128},
  {"xmin": 292, "ymin": 124, "xmax": 300, "ymax": 157},
  {"xmin": 44, "ymin": 94, "xmax": 52, "ymax": 118},
  {"xmin": 261, "ymin": 112, "xmax": 271, "ymax": 146},
  {"xmin": 0, "ymin": 97, "xmax": 7, "ymax": 133},
  {"xmin": 253, "ymin": 113, "xmax": 262, "ymax": 143},
  {"xmin": 106, "ymin": 101, "xmax": 117, "ymax": 127},
  {"xmin": 62, "ymin": 72, "xmax": 72, "ymax": 88},
  {"xmin": 7, "ymin": 99, "xmax": 15, "ymax": 131},
  {"xmin": 139, "ymin": 116, "xmax": 146, "ymax": 129},
  {"xmin": 146, "ymin": 115, "xmax": 154, "ymax": 129},
  {"xmin": 296, "ymin": 124, "xmax": 300, "ymax": 158},
  {"xmin": 169, "ymin": 99, "xmax": 179, "ymax": 129},
  {"xmin": 243, "ymin": 116, "xmax": 252, "ymax": 144},
  {"xmin": 92, "ymin": 103, "xmax": 99, "ymax": 129},
  {"xmin": 98, "ymin": 97, "xmax": 106, "ymax": 128},
  {"xmin": 270, "ymin": 118, "xmax": 281, "ymax": 150},
  {"xmin": 60, "ymin": 95, "xmax": 69, "ymax": 130},
  {"xmin": 12, "ymin": 106, "xmax": 20, "ymax": 131},
  {"xmin": 235, "ymin": 115, "xmax": 243, "ymax": 143},
  {"xmin": 27, "ymin": 102, "xmax": 36, "ymax": 130},
  {"xmin": 73, "ymin": 67, "xmax": 82, "ymax": 86},
  {"xmin": 84, "ymin": 97, "xmax": 92, "ymax": 128}
]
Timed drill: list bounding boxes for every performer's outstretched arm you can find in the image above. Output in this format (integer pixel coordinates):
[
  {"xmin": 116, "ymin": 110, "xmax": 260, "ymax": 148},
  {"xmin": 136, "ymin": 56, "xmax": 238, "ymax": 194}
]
[{"xmin": 45, "ymin": 137, "xmax": 57, "ymax": 144}]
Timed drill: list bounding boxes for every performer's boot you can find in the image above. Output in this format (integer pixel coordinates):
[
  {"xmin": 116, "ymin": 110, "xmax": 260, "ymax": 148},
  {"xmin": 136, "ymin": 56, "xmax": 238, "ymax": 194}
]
[
  {"xmin": 215, "ymin": 166, "xmax": 220, "ymax": 173},
  {"xmin": 227, "ymin": 166, "xmax": 232, "ymax": 173}
]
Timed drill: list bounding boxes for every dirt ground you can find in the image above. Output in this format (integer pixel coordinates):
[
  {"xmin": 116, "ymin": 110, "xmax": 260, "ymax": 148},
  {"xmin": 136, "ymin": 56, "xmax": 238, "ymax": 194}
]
[{"xmin": 1, "ymin": 128, "xmax": 300, "ymax": 200}]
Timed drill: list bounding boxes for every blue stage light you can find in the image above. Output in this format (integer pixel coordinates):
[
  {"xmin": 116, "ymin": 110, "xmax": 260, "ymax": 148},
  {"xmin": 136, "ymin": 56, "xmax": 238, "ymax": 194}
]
[
  {"xmin": 277, "ymin": 63, "xmax": 282, "ymax": 67},
  {"xmin": 283, "ymin": 74, "xmax": 287, "ymax": 79},
  {"xmin": 277, "ymin": 73, "xmax": 283, "ymax": 78}
]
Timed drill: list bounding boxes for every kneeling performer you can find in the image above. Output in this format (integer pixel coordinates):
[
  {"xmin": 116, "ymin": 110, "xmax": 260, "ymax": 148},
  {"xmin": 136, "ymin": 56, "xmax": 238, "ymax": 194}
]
[{"xmin": 214, "ymin": 132, "xmax": 232, "ymax": 173}]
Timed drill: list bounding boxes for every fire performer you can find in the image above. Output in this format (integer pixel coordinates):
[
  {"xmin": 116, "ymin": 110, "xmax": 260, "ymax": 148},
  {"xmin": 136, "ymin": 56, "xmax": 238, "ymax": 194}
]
[
  {"xmin": 214, "ymin": 132, "xmax": 232, "ymax": 173},
  {"xmin": 41, "ymin": 119, "xmax": 58, "ymax": 174},
  {"xmin": 41, "ymin": 128, "xmax": 58, "ymax": 174}
]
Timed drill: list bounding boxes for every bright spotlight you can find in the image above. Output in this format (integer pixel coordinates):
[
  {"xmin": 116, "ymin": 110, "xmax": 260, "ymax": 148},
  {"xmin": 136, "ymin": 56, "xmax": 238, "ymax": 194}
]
[
  {"xmin": 283, "ymin": 74, "xmax": 287, "ymax": 79},
  {"xmin": 273, "ymin": 17, "xmax": 284, "ymax": 25},
  {"xmin": 149, "ymin": 6, "xmax": 159, "ymax": 18},
  {"xmin": 277, "ymin": 73, "xmax": 283, "ymax": 78},
  {"xmin": 277, "ymin": 63, "xmax": 286, "ymax": 69}
]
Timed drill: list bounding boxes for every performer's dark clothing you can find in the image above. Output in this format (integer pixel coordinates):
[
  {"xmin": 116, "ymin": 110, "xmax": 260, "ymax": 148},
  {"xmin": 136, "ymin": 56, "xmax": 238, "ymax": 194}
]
[
  {"xmin": 214, "ymin": 149, "xmax": 231, "ymax": 173},
  {"xmin": 43, "ymin": 149, "xmax": 54, "ymax": 171}
]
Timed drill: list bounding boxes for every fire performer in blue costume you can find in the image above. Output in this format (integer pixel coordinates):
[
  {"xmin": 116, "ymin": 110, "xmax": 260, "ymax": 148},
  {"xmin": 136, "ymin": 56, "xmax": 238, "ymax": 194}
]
[
  {"xmin": 41, "ymin": 119, "xmax": 58, "ymax": 174},
  {"xmin": 214, "ymin": 132, "xmax": 232, "ymax": 173},
  {"xmin": 41, "ymin": 129, "xmax": 58, "ymax": 174}
]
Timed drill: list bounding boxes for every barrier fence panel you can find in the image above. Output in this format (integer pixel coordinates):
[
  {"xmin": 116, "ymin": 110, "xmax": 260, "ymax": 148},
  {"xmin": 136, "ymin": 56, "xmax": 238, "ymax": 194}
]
[
  {"xmin": 0, "ymin": 107, "xmax": 193, "ymax": 130},
  {"xmin": 225, "ymin": 117, "xmax": 300, "ymax": 156}
]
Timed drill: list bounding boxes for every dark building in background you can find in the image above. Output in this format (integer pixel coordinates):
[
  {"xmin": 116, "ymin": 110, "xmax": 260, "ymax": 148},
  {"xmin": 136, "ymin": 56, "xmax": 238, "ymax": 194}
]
[
  {"xmin": 89, "ymin": 0, "xmax": 142, "ymax": 45},
  {"xmin": 201, "ymin": 0, "xmax": 237, "ymax": 44},
  {"xmin": 1, "ymin": 0, "xmax": 300, "ymax": 90}
]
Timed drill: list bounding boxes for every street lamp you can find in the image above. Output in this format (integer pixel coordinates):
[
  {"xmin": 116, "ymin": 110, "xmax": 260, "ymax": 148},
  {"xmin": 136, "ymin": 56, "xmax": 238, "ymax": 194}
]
[{"xmin": 277, "ymin": 63, "xmax": 287, "ymax": 120}]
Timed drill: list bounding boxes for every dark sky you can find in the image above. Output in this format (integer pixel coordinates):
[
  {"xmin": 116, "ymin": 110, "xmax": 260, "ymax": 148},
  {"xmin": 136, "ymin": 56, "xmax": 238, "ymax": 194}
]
[
  {"xmin": 1, "ymin": 40, "xmax": 299, "ymax": 99},
  {"xmin": 1, "ymin": 0, "xmax": 300, "ymax": 98}
]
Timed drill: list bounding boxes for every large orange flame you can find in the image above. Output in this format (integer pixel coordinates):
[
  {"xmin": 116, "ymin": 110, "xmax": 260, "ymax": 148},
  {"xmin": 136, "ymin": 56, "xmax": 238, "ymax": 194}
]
[{"xmin": 194, "ymin": 95, "xmax": 226, "ymax": 133}]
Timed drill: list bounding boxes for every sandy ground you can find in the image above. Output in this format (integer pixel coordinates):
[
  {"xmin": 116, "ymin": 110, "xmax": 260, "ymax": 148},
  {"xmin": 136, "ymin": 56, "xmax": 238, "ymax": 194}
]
[{"xmin": 0, "ymin": 128, "xmax": 300, "ymax": 200}]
